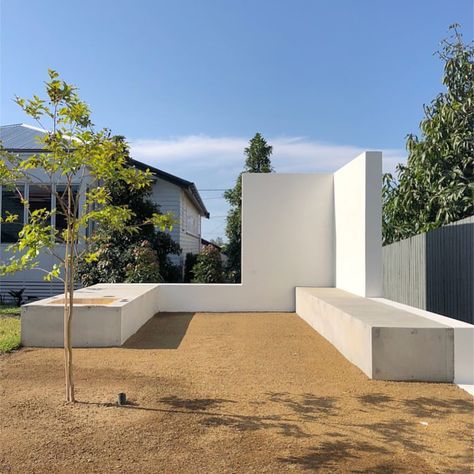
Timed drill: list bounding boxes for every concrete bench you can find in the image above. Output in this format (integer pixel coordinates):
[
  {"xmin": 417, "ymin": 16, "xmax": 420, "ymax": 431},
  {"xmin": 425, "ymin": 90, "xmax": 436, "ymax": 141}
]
[
  {"xmin": 296, "ymin": 287, "xmax": 454, "ymax": 382},
  {"xmin": 22, "ymin": 283, "xmax": 160, "ymax": 347}
]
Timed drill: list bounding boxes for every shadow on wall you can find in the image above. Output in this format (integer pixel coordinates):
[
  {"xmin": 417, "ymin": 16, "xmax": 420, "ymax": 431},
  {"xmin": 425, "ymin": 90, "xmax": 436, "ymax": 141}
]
[
  {"xmin": 426, "ymin": 222, "xmax": 473, "ymax": 324},
  {"xmin": 124, "ymin": 312, "xmax": 194, "ymax": 349}
]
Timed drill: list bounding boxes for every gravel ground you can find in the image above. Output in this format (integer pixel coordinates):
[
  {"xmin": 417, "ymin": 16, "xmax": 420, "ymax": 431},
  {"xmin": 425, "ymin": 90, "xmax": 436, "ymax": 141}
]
[{"xmin": 0, "ymin": 312, "xmax": 472, "ymax": 473}]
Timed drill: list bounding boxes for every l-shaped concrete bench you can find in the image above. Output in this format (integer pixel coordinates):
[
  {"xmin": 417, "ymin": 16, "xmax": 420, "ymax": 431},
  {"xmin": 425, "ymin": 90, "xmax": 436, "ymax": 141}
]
[{"xmin": 296, "ymin": 287, "xmax": 456, "ymax": 382}]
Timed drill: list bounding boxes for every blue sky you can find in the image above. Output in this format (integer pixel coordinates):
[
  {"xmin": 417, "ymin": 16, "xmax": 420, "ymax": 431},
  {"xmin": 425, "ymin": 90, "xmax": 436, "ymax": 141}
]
[{"xmin": 1, "ymin": 0, "xmax": 472, "ymax": 240}]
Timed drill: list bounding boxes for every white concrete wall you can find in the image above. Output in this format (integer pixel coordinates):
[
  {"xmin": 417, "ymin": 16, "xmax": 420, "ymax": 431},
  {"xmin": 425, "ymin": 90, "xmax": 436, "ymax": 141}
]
[
  {"xmin": 373, "ymin": 298, "xmax": 474, "ymax": 389},
  {"xmin": 334, "ymin": 151, "xmax": 382, "ymax": 297},
  {"xmin": 297, "ymin": 288, "xmax": 455, "ymax": 382},
  {"xmin": 22, "ymin": 284, "xmax": 160, "ymax": 347},
  {"xmin": 158, "ymin": 173, "xmax": 335, "ymax": 311},
  {"xmin": 120, "ymin": 284, "xmax": 161, "ymax": 343},
  {"xmin": 242, "ymin": 173, "xmax": 335, "ymax": 309}
]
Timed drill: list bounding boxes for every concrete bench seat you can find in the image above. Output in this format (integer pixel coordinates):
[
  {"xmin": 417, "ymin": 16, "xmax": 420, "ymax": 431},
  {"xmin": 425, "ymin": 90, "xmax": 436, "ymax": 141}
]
[
  {"xmin": 296, "ymin": 287, "xmax": 454, "ymax": 382},
  {"xmin": 22, "ymin": 284, "xmax": 160, "ymax": 347}
]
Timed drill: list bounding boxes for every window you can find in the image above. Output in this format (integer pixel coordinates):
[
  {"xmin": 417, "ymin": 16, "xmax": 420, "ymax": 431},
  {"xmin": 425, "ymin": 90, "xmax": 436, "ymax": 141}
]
[
  {"xmin": 55, "ymin": 185, "xmax": 79, "ymax": 240},
  {"xmin": 1, "ymin": 186, "xmax": 25, "ymax": 243},
  {"xmin": 28, "ymin": 185, "xmax": 52, "ymax": 224},
  {"xmin": 186, "ymin": 211, "xmax": 200, "ymax": 236},
  {"xmin": 0, "ymin": 183, "xmax": 82, "ymax": 243}
]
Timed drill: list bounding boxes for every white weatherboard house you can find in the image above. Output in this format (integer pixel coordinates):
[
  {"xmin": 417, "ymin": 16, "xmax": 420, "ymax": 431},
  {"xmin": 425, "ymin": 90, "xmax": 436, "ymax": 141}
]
[{"xmin": 0, "ymin": 123, "xmax": 209, "ymax": 299}]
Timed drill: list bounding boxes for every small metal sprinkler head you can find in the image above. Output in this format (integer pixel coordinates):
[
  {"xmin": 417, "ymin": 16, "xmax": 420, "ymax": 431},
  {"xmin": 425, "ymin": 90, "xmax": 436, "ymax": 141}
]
[{"xmin": 118, "ymin": 392, "xmax": 127, "ymax": 406}]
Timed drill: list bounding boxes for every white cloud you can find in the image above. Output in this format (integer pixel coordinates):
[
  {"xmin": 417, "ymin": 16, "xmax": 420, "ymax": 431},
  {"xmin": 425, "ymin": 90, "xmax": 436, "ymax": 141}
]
[
  {"xmin": 129, "ymin": 135, "xmax": 407, "ymax": 240},
  {"xmin": 130, "ymin": 135, "xmax": 405, "ymax": 181}
]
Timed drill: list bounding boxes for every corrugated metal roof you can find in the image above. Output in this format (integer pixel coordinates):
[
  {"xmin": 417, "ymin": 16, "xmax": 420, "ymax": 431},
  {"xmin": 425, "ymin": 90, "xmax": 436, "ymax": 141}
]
[
  {"xmin": 0, "ymin": 123, "xmax": 47, "ymax": 150},
  {"xmin": 1, "ymin": 123, "xmax": 210, "ymax": 218}
]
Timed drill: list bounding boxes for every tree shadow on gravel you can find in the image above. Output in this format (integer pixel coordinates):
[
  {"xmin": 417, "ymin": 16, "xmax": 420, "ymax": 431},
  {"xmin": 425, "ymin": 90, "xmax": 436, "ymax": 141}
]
[
  {"xmin": 198, "ymin": 392, "xmax": 340, "ymax": 439},
  {"xmin": 402, "ymin": 396, "xmax": 473, "ymax": 419},
  {"xmin": 357, "ymin": 393, "xmax": 394, "ymax": 406},
  {"xmin": 350, "ymin": 420, "xmax": 426, "ymax": 452},
  {"xmin": 278, "ymin": 439, "xmax": 388, "ymax": 471},
  {"xmin": 201, "ymin": 415, "xmax": 310, "ymax": 438},
  {"xmin": 158, "ymin": 396, "xmax": 235, "ymax": 411},
  {"xmin": 266, "ymin": 392, "xmax": 338, "ymax": 420}
]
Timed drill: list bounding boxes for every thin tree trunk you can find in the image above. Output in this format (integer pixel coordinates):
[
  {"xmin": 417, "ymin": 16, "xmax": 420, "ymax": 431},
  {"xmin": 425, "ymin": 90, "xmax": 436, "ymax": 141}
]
[
  {"xmin": 67, "ymin": 239, "xmax": 75, "ymax": 402},
  {"xmin": 63, "ymin": 183, "xmax": 75, "ymax": 403},
  {"xmin": 63, "ymin": 242, "xmax": 72, "ymax": 402}
]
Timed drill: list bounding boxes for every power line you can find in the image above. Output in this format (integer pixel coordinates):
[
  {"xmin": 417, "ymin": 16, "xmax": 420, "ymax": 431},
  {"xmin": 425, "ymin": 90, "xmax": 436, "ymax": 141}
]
[{"xmin": 198, "ymin": 188, "xmax": 229, "ymax": 191}]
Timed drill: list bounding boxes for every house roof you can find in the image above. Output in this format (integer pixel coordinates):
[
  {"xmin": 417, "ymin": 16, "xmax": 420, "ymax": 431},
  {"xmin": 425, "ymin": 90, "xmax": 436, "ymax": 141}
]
[
  {"xmin": 0, "ymin": 123, "xmax": 48, "ymax": 151},
  {"xmin": 201, "ymin": 238, "xmax": 223, "ymax": 252},
  {"xmin": 0, "ymin": 123, "xmax": 210, "ymax": 218},
  {"xmin": 130, "ymin": 158, "xmax": 209, "ymax": 218}
]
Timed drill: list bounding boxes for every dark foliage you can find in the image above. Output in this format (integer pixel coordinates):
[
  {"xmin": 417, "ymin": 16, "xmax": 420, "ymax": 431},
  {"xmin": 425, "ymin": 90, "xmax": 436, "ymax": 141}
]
[
  {"xmin": 383, "ymin": 25, "xmax": 474, "ymax": 245},
  {"xmin": 76, "ymin": 138, "xmax": 181, "ymax": 284},
  {"xmin": 191, "ymin": 245, "xmax": 225, "ymax": 283},
  {"xmin": 224, "ymin": 133, "xmax": 273, "ymax": 281}
]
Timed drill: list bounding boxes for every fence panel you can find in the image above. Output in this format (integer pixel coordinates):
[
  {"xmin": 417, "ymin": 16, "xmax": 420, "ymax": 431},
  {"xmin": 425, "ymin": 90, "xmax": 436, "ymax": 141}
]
[{"xmin": 383, "ymin": 215, "xmax": 474, "ymax": 324}]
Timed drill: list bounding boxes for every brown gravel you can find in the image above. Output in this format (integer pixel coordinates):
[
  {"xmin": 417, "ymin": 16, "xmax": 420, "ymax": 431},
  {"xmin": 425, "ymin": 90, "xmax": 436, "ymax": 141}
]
[{"xmin": 0, "ymin": 312, "xmax": 473, "ymax": 473}]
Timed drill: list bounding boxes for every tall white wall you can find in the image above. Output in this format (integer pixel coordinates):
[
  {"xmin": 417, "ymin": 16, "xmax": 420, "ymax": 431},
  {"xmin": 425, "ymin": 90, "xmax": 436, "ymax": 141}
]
[
  {"xmin": 158, "ymin": 173, "xmax": 335, "ymax": 311},
  {"xmin": 241, "ymin": 173, "xmax": 335, "ymax": 308},
  {"xmin": 334, "ymin": 151, "xmax": 382, "ymax": 297}
]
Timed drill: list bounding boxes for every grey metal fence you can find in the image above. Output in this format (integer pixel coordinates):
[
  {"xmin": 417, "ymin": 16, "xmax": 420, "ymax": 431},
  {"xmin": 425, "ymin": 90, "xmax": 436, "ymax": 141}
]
[{"xmin": 383, "ymin": 215, "xmax": 474, "ymax": 324}]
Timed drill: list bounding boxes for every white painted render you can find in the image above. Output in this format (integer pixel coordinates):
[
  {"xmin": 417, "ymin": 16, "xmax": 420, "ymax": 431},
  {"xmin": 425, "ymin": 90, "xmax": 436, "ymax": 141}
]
[
  {"xmin": 157, "ymin": 152, "xmax": 381, "ymax": 312},
  {"xmin": 158, "ymin": 173, "xmax": 336, "ymax": 311},
  {"xmin": 334, "ymin": 151, "xmax": 383, "ymax": 297}
]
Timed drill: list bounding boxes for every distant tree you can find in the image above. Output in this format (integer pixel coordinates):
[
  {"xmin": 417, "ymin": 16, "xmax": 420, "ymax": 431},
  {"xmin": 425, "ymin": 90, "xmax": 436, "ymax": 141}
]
[
  {"xmin": 76, "ymin": 143, "xmax": 181, "ymax": 285},
  {"xmin": 383, "ymin": 24, "xmax": 474, "ymax": 245},
  {"xmin": 0, "ymin": 70, "xmax": 173, "ymax": 402},
  {"xmin": 191, "ymin": 245, "xmax": 225, "ymax": 283},
  {"xmin": 224, "ymin": 133, "xmax": 273, "ymax": 281},
  {"xmin": 210, "ymin": 237, "xmax": 224, "ymax": 248}
]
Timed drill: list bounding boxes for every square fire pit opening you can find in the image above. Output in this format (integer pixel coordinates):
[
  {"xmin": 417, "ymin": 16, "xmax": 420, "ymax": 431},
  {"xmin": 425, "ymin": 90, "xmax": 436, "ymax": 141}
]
[{"xmin": 49, "ymin": 297, "xmax": 118, "ymax": 305}]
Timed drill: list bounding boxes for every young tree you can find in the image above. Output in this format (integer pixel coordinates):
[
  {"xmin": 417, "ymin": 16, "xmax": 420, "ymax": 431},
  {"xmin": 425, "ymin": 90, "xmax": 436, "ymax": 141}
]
[
  {"xmin": 383, "ymin": 25, "xmax": 474, "ymax": 245},
  {"xmin": 191, "ymin": 245, "xmax": 225, "ymax": 283},
  {"xmin": 224, "ymin": 133, "xmax": 273, "ymax": 281},
  {"xmin": 0, "ymin": 70, "xmax": 173, "ymax": 402}
]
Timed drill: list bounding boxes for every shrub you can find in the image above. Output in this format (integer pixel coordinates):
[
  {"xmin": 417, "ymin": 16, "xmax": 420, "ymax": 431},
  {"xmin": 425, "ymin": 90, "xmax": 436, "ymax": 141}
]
[
  {"xmin": 191, "ymin": 245, "xmax": 224, "ymax": 283},
  {"xmin": 184, "ymin": 253, "xmax": 198, "ymax": 283},
  {"xmin": 125, "ymin": 241, "xmax": 161, "ymax": 282}
]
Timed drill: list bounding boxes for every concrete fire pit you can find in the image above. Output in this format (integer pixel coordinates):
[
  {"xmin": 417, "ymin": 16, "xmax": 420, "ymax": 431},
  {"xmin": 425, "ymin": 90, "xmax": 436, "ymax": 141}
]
[{"xmin": 21, "ymin": 283, "xmax": 160, "ymax": 347}]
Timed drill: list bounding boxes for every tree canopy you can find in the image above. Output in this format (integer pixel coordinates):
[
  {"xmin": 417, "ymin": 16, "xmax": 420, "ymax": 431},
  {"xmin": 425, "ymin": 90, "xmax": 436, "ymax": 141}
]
[
  {"xmin": 224, "ymin": 133, "xmax": 273, "ymax": 282},
  {"xmin": 76, "ymin": 137, "xmax": 181, "ymax": 285},
  {"xmin": 383, "ymin": 25, "xmax": 474, "ymax": 245}
]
